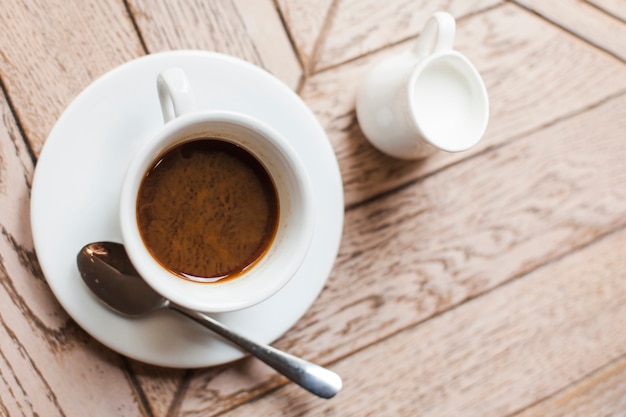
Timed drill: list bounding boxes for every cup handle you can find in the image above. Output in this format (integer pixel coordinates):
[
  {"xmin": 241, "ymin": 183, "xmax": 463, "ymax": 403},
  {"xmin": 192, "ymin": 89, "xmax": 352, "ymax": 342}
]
[
  {"xmin": 157, "ymin": 68, "xmax": 196, "ymax": 123},
  {"xmin": 414, "ymin": 12, "xmax": 456, "ymax": 58}
]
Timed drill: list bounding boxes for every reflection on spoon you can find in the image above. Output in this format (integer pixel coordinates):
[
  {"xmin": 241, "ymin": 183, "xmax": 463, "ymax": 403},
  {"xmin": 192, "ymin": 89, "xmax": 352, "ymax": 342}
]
[{"xmin": 76, "ymin": 241, "xmax": 342, "ymax": 399}]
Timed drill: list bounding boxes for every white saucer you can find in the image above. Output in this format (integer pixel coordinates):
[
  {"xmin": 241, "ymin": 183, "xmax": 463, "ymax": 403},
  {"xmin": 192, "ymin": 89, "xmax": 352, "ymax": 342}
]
[{"xmin": 30, "ymin": 51, "xmax": 344, "ymax": 368}]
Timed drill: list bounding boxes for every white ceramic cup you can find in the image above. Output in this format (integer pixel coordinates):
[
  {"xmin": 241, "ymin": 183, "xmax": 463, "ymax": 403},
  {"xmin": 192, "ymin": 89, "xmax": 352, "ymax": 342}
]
[
  {"xmin": 119, "ymin": 68, "xmax": 315, "ymax": 313},
  {"xmin": 356, "ymin": 12, "xmax": 489, "ymax": 159}
]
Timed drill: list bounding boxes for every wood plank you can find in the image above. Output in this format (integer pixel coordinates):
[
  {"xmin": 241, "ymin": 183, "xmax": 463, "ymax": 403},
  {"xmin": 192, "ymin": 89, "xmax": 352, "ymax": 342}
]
[
  {"xmin": 515, "ymin": 355, "xmax": 626, "ymax": 417},
  {"xmin": 230, "ymin": 0, "xmax": 302, "ymax": 89},
  {"xmin": 127, "ymin": 0, "xmax": 302, "ymax": 90},
  {"xmin": 514, "ymin": 0, "xmax": 626, "ymax": 61},
  {"xmin": 275, "ymin": 0, "xmax": 334, "ymax": 72},
  {"xmin": 175, "ymin": 83, "xmax": 626, "ymax": 416},
  {"xmin": 220, "ymin": 225, "xmax": 626, "ymax": 416},
  {"xmin": 5, "ymin": 2, "xmax": 625, "ymax": 416},
  {"xmin": 0, "ymin": 85, "xmax": 146, "ymax": 415},
  {"xmin": 0, "ymin": 1, "xmax": 185, "ymax": 415},
  {"xmin": 0, "ymin": 0, "xmax": 144, "ymax": 156},
  {"xmin": 300, "ymin": 3, "xmax": 626, "ymax": 206},
  {"xmin": 588, "ymin": 0, "xmax": 626, "ymax": 22},
  {"xmin": 313, "ymin": 0, "xmax": 501, "ymax": 71}
]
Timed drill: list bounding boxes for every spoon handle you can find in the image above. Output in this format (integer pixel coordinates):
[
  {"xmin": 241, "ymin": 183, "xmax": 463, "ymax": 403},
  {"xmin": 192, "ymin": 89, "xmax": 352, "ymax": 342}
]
[{"xmin": 170, "ymin": 305, "xmax": 342, "ymax": 399}]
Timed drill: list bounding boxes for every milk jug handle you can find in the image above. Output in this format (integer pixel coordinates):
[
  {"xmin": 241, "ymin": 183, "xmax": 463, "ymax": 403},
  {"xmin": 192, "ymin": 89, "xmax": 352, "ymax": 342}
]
[{"xmin": 414, "ymin": 12, "xmax": 456, "ymax": 58}]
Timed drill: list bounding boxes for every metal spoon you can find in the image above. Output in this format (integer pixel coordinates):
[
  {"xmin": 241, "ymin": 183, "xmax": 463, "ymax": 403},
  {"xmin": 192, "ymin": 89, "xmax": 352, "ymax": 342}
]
[{"xmin": 76, "ymin": 241, "xmax": 342, "ymax": 399}]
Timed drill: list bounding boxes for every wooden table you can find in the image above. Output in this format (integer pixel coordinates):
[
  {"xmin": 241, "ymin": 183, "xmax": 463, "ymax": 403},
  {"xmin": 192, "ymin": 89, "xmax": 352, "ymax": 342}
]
[{"xmin": 2, "ymin": 1, "xmax": 626, "ymax": 415}]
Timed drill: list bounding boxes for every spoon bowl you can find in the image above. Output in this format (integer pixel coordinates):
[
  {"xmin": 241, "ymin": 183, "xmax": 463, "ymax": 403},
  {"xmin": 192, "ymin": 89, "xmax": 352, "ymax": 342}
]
[
  {"xmin": 77, "ymin": 242, "xmax": 168, "ymax": 316},
  {"xmin": 77, "ymin": 241, "xmax": 341, "ymax": 399}
]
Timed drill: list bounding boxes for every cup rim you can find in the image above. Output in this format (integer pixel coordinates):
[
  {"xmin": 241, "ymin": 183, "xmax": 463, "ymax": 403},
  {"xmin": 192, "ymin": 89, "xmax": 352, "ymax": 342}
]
[
  {"xmin": 119, "ymin": 110, "xmax": 316, "ymax": 312},
  {"xmin": 406, "ymin": 51, "xmax": 489, "ymax": 153}
]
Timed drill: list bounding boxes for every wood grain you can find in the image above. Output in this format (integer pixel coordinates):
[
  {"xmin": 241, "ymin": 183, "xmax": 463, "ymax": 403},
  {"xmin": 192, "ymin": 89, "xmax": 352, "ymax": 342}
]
[
  {"xmin": 588, "ymin": 0, "xmax": 626, "ymax": 22},
  {"xmin": 514, "ymin": 0, "xmax": 626, "ymax": 61},
  {"xmin": 128, "ymin": 360, "xmax": 187, "ymax": 417},
  {"xmin": 175, "ymin": 89, "xmax": 626, "ymax": 416},
  {"xmin": 220, "ymin": 226, "xmax": 626, "ymax": 416},
  {"xmin": 300, "ymin": 3, "xmax": 626, "ymax": 206},
  {"xmin": 515, "ymin": 356, "xmax": 626, "ymax": 417},
  {"xmin": 128, "ymin": 0, "xmax": 302, "ymax": 90},
  {"xmin": 515, "ymin": 355, "xmax": 626, "ymax": 417},
  {"xmin": 275, "ymin": 0, "xmax": 334, "ymax": 72},
  {"xmin": 0, "ymin": 85, "xmax": 146, "ymax": 415},
  {"xmin": 313, "ymin": 0, "xmax": 501, "ymax": 71},
  {"xmin": 0, "ymin": 0, "xmax": 144, "ymax": 156}
]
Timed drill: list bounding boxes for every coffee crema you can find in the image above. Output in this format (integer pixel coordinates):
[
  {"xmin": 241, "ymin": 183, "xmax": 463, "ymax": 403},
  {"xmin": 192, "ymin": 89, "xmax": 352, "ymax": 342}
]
[{"xmin": 136, "ymin": 139, "xmax": 279, "ymax": 283}]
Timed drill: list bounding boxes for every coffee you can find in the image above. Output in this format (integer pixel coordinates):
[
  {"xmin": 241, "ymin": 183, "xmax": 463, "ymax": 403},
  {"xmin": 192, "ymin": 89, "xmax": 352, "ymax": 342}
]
[{"xmin": 136, "ymin": 139, "xmax": 279, "ymax": 283}]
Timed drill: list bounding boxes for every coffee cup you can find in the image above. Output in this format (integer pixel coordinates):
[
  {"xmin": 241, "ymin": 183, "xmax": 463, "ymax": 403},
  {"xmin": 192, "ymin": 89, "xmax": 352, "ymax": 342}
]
[
  {"xmin": 119, "ymin": 68, "xmax": 315, "ymax": 313},
  {"xmin": 356, "ymin": 12, "xmax": 489, "ymax": 159}
]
